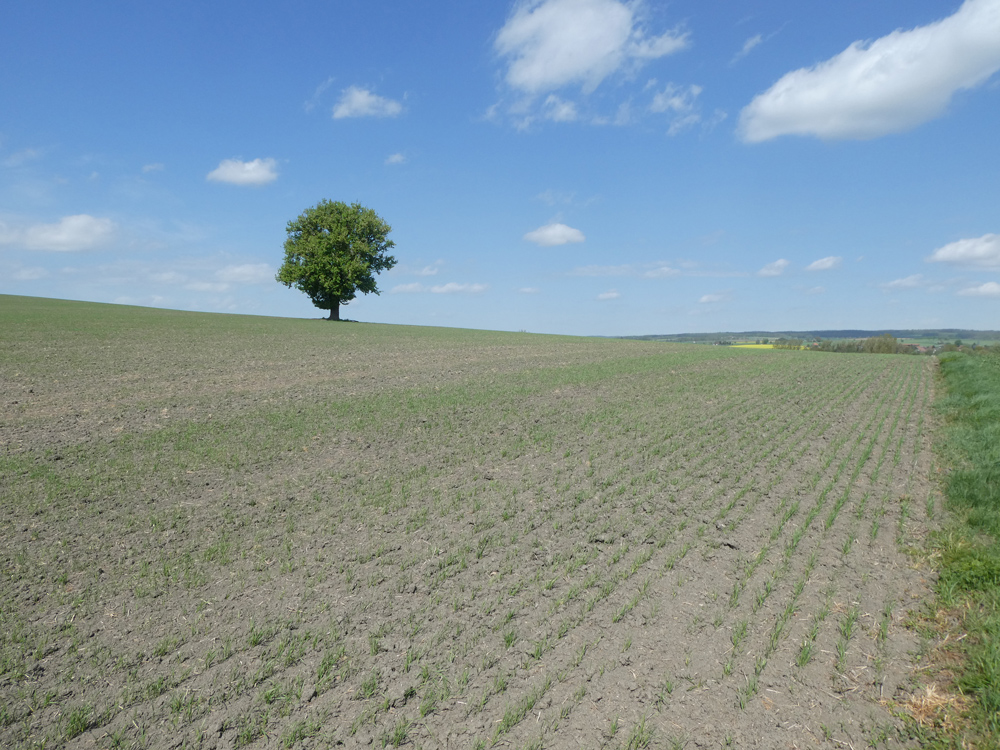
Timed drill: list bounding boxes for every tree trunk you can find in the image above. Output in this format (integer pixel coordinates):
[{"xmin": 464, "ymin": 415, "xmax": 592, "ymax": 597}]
[{"xmin": 328, "ymin": 301, "xmax": 340, "ymax": 321}]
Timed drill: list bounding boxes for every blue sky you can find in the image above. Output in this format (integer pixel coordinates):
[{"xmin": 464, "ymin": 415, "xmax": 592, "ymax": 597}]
[{"xmin": 2, "ymin": 0, "xmax": 999, "ymax": 336}]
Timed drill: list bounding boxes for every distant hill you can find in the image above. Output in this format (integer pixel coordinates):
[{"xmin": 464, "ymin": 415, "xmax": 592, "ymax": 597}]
[{"xmin": 624, "ymin": 329, "xmax": 1000, "ymax": 343}]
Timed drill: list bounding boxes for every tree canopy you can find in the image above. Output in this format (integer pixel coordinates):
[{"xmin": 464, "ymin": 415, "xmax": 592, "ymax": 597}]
[{"xmin": 276, "ymin": 200, "xmax": 397, "ymax": 320}]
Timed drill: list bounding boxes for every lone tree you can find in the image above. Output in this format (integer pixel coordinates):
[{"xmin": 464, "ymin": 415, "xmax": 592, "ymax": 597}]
[{"xmin": 276, "ymin": 200, "xmax": 397, "ymax": 320}]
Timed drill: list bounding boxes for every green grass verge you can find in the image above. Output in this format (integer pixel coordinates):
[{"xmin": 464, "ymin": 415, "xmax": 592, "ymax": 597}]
[{"xmin": 929, "ymin": 349, "xmax": 1000, "ymax": 745}]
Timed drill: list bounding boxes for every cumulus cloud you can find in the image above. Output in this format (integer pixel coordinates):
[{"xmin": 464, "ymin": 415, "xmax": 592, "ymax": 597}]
[
  {"xmin": 495, "ymin": 0, "xmax": 689, "ymax": 95},
  {"xmin": 4, "ymin": 214, "xmax": 118, "ymax": 252},
  {"xmin": 333, "ymin": 87, "xmax": 403, "ymax": 119},
  {"xmin": 881, "ymin": 273, "xmax": 924, "ymax": 289},
  {"xmin": 217, "ymin": 263, "xmax": 272, "ymax": 284},
  {"xmin": 806, "ymin": 256, "xmax": 842, "ymax": 271},
  {"xmin": 524, "ymin": 222, "xmax": 585, "ymax": 246},
  {"xmin": 597, "ymin": 289, "xmax": 620, "ymax": 300},
  {"xmin": 927, "ymin": 233, "xmax": 1000, "ymax": 267},
  {"xmin": 758, "ymin": 258, "xmax": 790, "ymax": 277},
  {"xmin": 207, "ymin": 158, "xmax": 278, "ymax": 186},
  {"xmin": 959, "ymin": 281, "xmax": 1000, "ymax": 297},
  {"xmin": 739, "ymin": 0, "xmax": 1000, "ymax": 142}
]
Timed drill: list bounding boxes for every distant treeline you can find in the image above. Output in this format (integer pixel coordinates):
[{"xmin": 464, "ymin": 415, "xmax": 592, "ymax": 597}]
[
  {"xmin": 627, "ymin": 328, "xmax": 1000, "ymax": 343},
  {"xmin": 812, "ymin": 334, "xmax": 920, "ymax": 354}
]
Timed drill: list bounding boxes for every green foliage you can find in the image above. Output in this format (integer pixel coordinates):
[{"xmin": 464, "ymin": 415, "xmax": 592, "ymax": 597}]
[
  {"xmin": 276, "ymin": 200, "xmax": 396, "ymax": 320},
  {"xmin": 933, "ymin": 348, "xmax": 1000, "ymax": 743}
]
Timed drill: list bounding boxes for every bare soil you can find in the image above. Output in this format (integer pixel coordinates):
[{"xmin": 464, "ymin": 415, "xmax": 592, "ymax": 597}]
[{"xmin": 0, "ymin": 303, "xmax": 940, "ymax": 749}]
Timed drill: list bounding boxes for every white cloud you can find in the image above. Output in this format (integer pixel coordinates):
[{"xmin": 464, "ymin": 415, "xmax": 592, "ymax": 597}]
[
  {"xmin": 807, "ymin": 286, "xmax": 826, "ymax": 295},
  {"xmin": 333, "ymin": 87, "xmax": 403, "ymax": 119},
  {"xmin": 524, "ymin": 222, "xmax": 585, "ymax": 246},
  {"xmin": 597, "ymin": 289, "xmax": 620, "ymax": 300},
  {"xmin": 11, "ymin": 266, "xmax": 48, "ymax": 281},
  {"xmin": 739, "ymin": 0, "xmax": 1000, "ymax": 142},
  {"xmin": 734, "ymin": 34, "xmax": 763, "ymax": 62},
  {"xmin": 185, "ymin": 281, "xmax": 230, "ymax": 293},
  {"xmin": 8, "ymin": 215, "xmax": 118, "ymax": 252},
  {"xmin": 758, "ymin": 258, "xmax": 790, "ymax": 277},
  {"xmin": 390, "ymin": 283, "xmax": 427, "ymax": 294},
  {"xmin": 304, "ymin": 76, "xmax": 336, "ymax": 113},
  {"xmin": 881, "ymin": 273, "xmax": 924, "ymax": 289},
  {"xmin": 431, "ymin": 282, "xmax": 489, "ymax": 294},
  {"xmin": 543, "ymin": 95, "xmax": 578, "ymax": 121},
  {"xmin": 385, "ymin": 153, "xmax": 407, "ymax": 165},
  {"xmin": 206, "ymin": 158, "xmax": 278, "ymax": 186},
  {"xmin": 536, "ymin": 189, "xmax": 575, "ymax": 205},
  {"xmin": 806, "ymin": 256, "xmax": 842, "ymax": 271},
  {"xmin": 217, "ymin": 263, "xmax": 272, "ymax": 284},
  {"xmin": 142, "ymin": 163, "xmax": 164, "ymax": 173},
  {"xmin": 699, "ymin": 293, "xmax": 725, "ymax": 303},
  {"xmin": 644, "ymin": 265, "xmax": 680, "ymax": 278},
  {"xmin": 959, "ymin": 281, "xmax": 1000, "ymax": 297},
  {"xmin": 389, "ymin": 281, "xmax": 487, "ymax": 294},
  {"xmin": 650, "ymin": 83, "xmax": 701, "ymax": 113},
  {"xmin": 495, "ymin": 0, "xmax": 689, "ymax": 95},
  {"xmin": 572, "ymin": 264, "xmax": 631, "ymax": 276},
  {"xmin": 927, "ymin": 233, "xmax": 1000, "ymax": 267},
  {"xmin": 520, "ymin": 287, "xmax": 541, "ymax": 293},
  {"xmin": 2, "ymin": 147, "xmax": 42, "ymax": 168},
  {"xmin": 650, "ymin": 83, "xmax": 703, "ymax": 135},
  {"xmin": 149, "ymin": 271, "xmax": 187, "ymax": 285}
]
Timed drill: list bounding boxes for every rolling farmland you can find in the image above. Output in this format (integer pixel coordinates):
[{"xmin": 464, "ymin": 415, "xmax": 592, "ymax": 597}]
[{"xmin": 0, "ymin": 298, "xmax": 938, "ymax": 749}]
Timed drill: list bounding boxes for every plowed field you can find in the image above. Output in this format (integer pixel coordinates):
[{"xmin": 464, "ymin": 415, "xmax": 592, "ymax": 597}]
[{"xmin": 0, "ymin": 297, "xmax": 938, "ymax": 749}]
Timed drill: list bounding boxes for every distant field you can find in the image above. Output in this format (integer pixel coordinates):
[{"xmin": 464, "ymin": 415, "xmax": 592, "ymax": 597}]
[{"xmin": 1, "ymin": 296, "xmax": 938, "ymax": 749}]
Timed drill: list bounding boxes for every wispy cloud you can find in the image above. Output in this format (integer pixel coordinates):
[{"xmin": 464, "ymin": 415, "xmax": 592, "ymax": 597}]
[
  {"xmin": 597, "ymin": 289, "xmax": 620, "ymax": 300},
  {"xmin": 304, "ymin": 76, "xmax": 336, "ymax": 113},
  {"xmin": 571, "ymin": 264, "xmax": 630, "ymax": 276},
  {"xmin": 142, "ymin": 163, "xmax": 164, "ymax": 174},
  {"xmin": 2, "ymin": 147, "xmax": 43, "ymax": 168},
  {"xmin": 927, "ymin": 233, "xmax": 1000, "ymax": 267},
  {"xmin": 216, "ymin": 263, "xmax": 273, "ymax": 284},
  {"xmin": 739, "ymin": 0, "xmax": 1000, "ymax": 142},
  {"xmin": 757, "ymin": 258, "xmax": 789, "ymax": 277},
  {"xmin": 699, "ymin": 292, "xmax": 726, "ymax": 303},
  {"xmin": 524, "ymin": 222, "xmax": 585, "ymax": 246},
  {"xmin": 0, "ymin": 215, "xmax": 118, "ymax": 252},
  {"xmin": 959, "ymin": 281, "xmax": 1000, "ymax": 297},
  {"xmin": 806, "ymin": 256, "xmax": 842, "ymax": 271},
  {"xmin": 385, "ymin": 153, "xmax": 406, "ymax": 165},
  {"xmin": 733, "ymin": 34, "xmax": 763, "ymax": 63},
  {"xmin": 644, "ymin": 265, "xmax": 680, "ymax": 278},
  {"xmin": 390, "ymin": 281, "xmax": 489, "ymax": 294},
  {"xmin": 649, "ymin": 83, "xmax": 703, "ymax": 135},
  {"xmin": 881, "ymin": 273, "xmax": 924, "ymax": 289},
  {"xmin": 206, "ymin": 158, "xmax": 278, "ymax": 186},
  {"xmin": 333, "ymin": 87, "xmax": 403, "ymax": 119}
]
